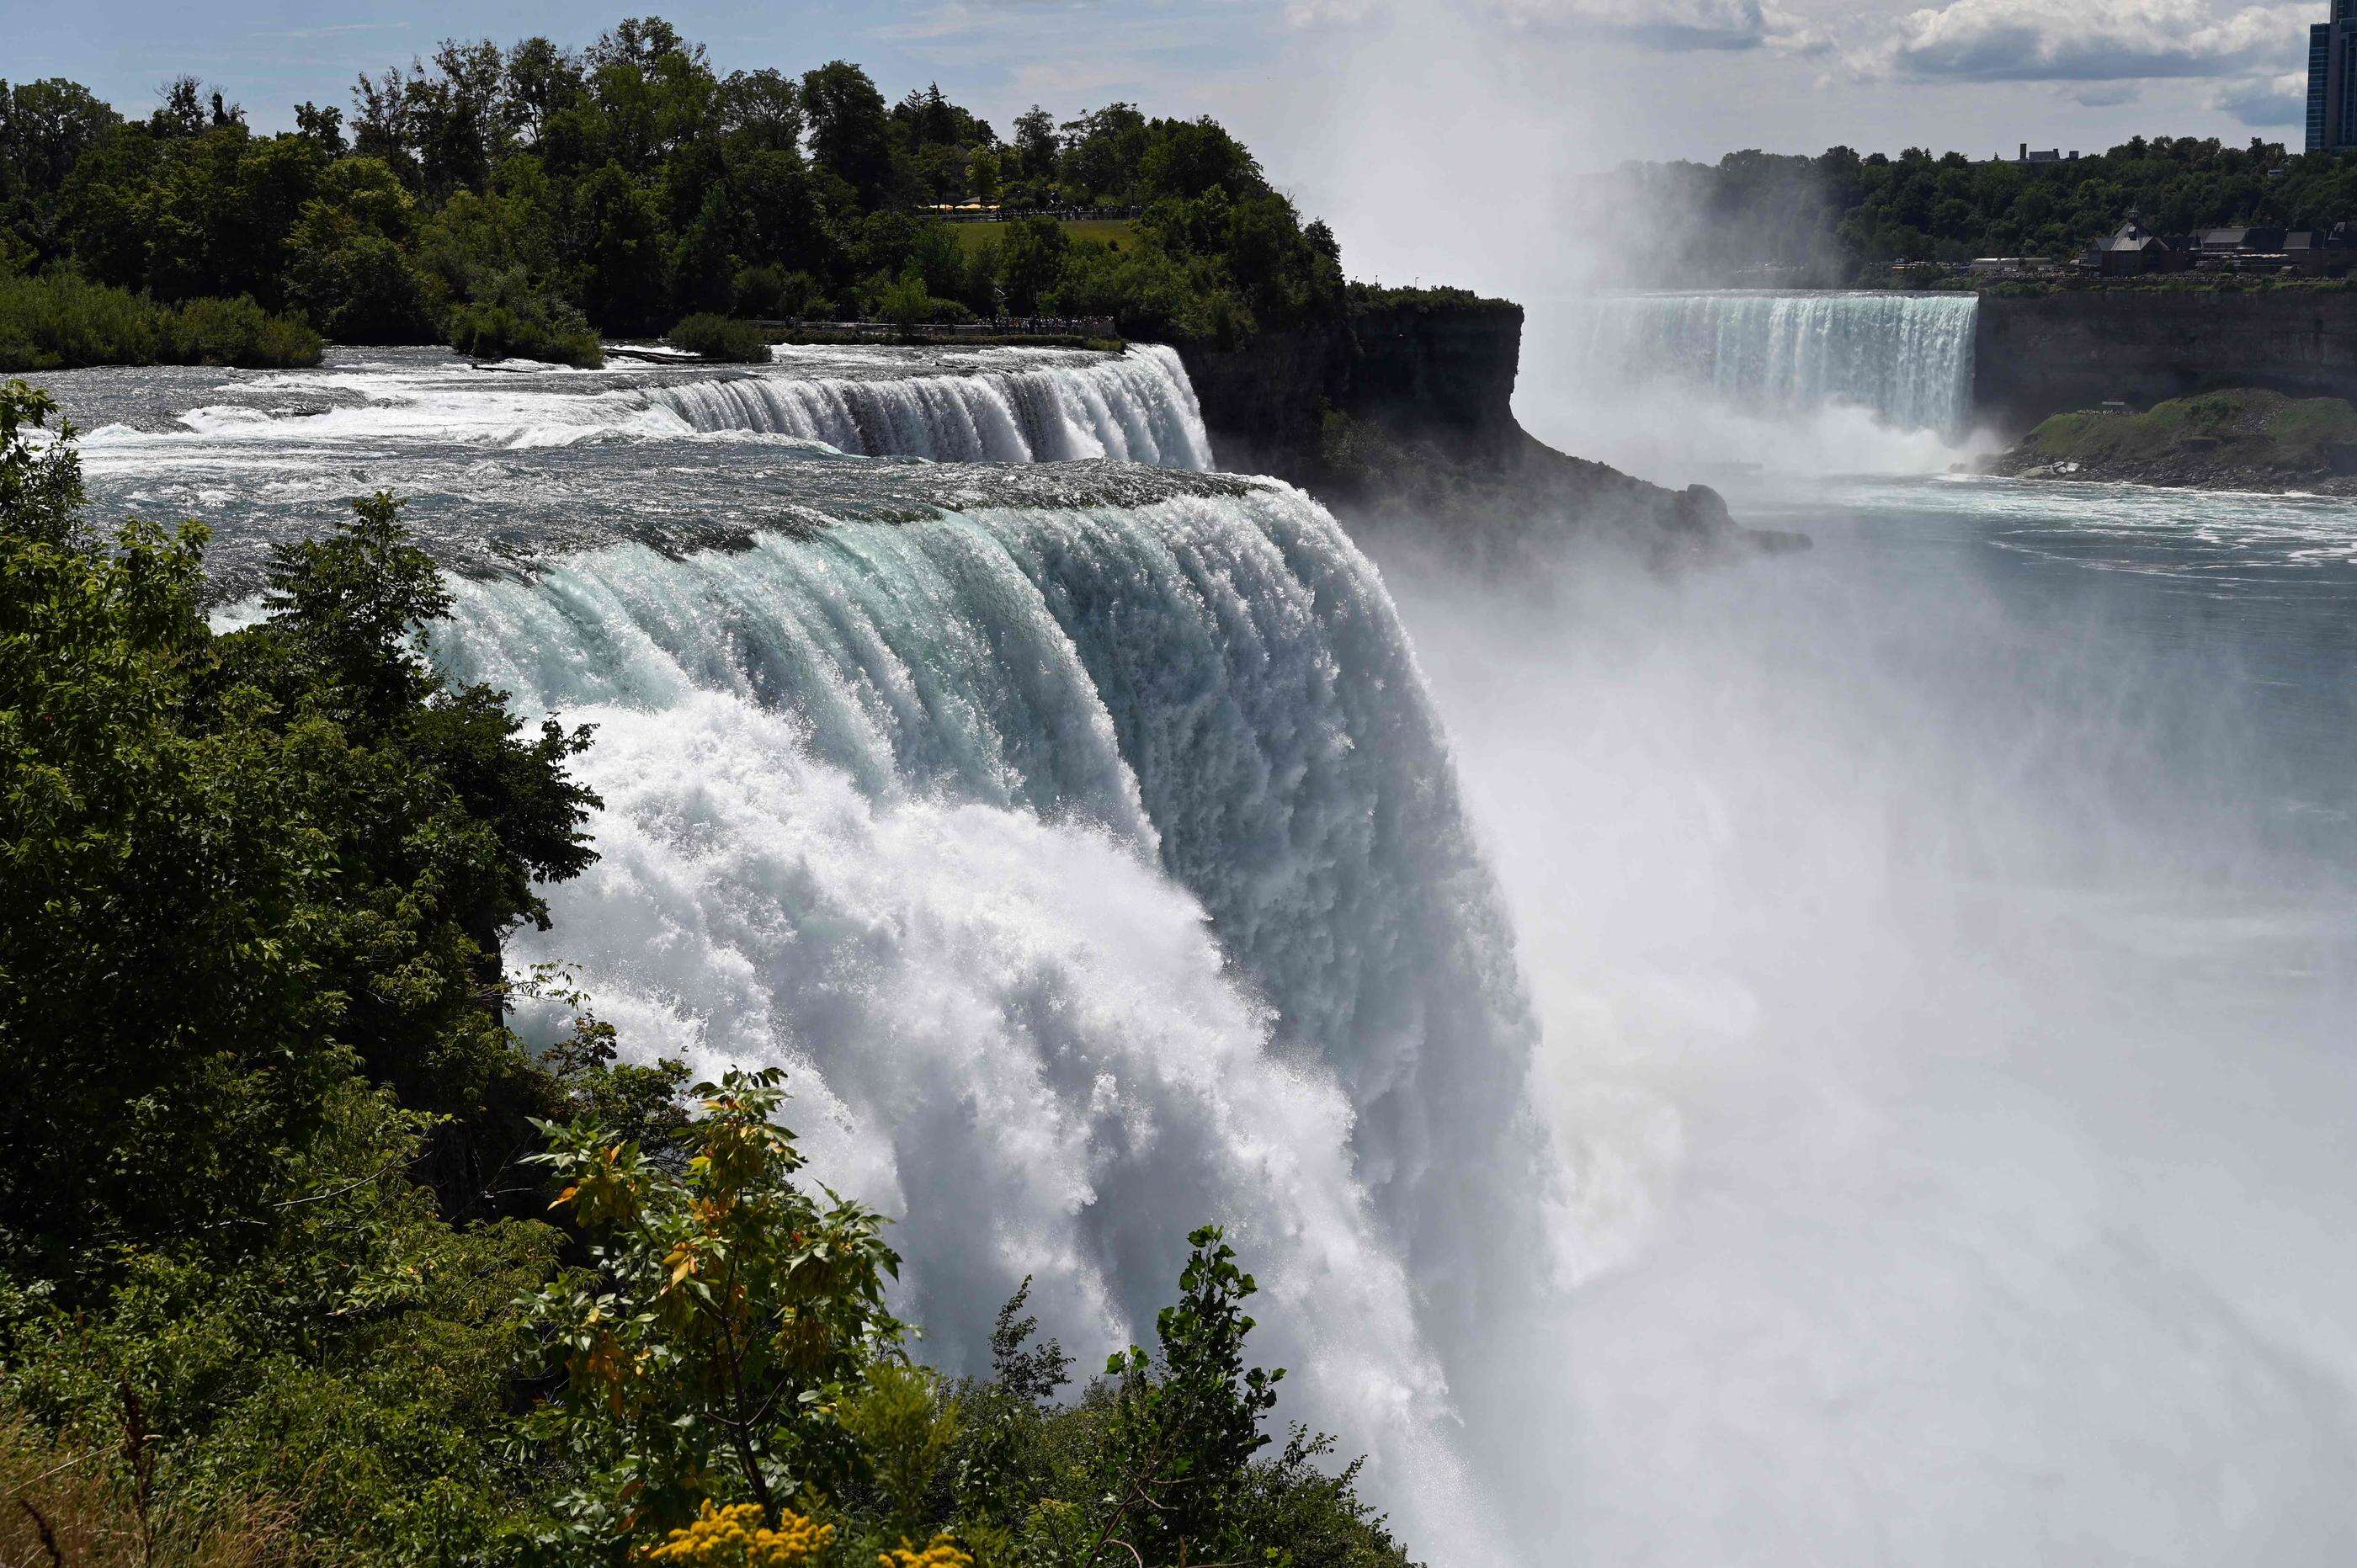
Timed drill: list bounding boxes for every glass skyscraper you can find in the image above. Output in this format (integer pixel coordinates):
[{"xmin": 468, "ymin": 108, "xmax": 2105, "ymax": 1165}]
[{"xmin": 2309, "ymin": 0, "xmax": 2357, "ymax": 152}]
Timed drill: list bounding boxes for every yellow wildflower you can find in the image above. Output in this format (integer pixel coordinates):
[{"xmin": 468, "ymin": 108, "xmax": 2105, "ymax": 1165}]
[
  {"xmin": 877, "ymin": 1533, "xmax": 974, "ymax": 1568},
  {"xmin": 647, "ymin": 1498, "xmax": 838, "ymax": 1565}
]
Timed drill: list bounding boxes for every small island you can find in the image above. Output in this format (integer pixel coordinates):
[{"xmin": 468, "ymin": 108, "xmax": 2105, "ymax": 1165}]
[{"xmin": 1979, "ymin": 387, "xmax": 2357, "ymax": 493}]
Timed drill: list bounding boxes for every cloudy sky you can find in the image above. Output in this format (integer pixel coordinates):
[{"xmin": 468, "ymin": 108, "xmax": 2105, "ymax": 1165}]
[{"xmin": 4, "ymin": 0, "xmax": 2328, "ymax": 290}]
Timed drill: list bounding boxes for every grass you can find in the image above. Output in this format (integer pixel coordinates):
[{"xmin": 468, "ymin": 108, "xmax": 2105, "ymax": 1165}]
[
  {"xmin": 0, "ymin": 273, "xmax": 322, "ymax": 372},
  {"xmin": 2025, "ymin": 388, "xmax": 2357, "ymax": 470},
  {"xmin": 950, "ymin": 218, "xmax": 1137, "ymax": 255}
]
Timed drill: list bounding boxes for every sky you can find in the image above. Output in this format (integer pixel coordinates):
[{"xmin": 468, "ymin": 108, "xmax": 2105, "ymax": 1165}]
[{"xmin": 1, "ymin": 0, "xmax": 2332, "ymax": 293}]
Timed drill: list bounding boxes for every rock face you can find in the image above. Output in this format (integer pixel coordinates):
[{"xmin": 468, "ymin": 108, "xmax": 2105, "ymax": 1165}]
[
  {"xmin": 1976, "ymin": 291, "xmax": 2357, "ymax": 433},
  {"xmin": 1178, "ymin": 297, "xmax": 1770, "ymax": 565}
]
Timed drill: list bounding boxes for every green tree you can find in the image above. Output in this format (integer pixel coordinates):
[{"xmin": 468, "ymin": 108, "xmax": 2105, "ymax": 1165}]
[
  {"xmin": 1091, "ymin": 1225, "xmax": 1283, "ymax": 1568},
  {"xmin": 574, "ymin": 160, "xmax": 670, "ymax": 332},
  {"xmin": 801, "ymin": 61, "xmax": 899, "ymax": 207},
  {"xmin": 523, "ymin": 1066, "xmax": 905, "ymax": 1545}
]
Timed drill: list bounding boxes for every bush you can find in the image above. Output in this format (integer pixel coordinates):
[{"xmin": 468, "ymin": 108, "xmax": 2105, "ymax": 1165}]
[
  {"xmin": 0, "ymin": 274, "xmax": 322, "ymax": 371},
  {"xmin": 667, "ymin": 311, "xmax": 772, "ymax": 362},
  {"xmin": 446, "ymin": 267, "xmax": 603, "ymax": 367},
  {"xmin": 732, "ymin": 265, "xmax": 833, "ymax": 321}
]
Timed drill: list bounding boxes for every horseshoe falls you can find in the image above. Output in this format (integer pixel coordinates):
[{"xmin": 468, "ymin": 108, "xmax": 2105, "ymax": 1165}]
[{"xmin": 1562, "ymin": 291, "xmax": 1977, "ymax": 432}]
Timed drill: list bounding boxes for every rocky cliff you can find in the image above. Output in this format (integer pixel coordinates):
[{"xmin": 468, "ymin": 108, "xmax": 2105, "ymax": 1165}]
[
  {"xmin": 1178, "ymin": 294, "xmax": 1764, "ymax": 565},
  {"xmin": 1975, "ymin": 290, "xmax": 2357, "ymax": 432}
]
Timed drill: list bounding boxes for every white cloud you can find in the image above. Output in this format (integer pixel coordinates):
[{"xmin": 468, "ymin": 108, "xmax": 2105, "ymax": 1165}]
[
  {"xmin": 2211, "ymin": 68, "xmax": 2308, "ymax": 124},
  {"xmin": 1288, "ymin": 0, "xmax": 1824, "ymax": 52},
  {"xmin": 1859, "ymin": 0, "xmax": 2310, "ymax": 82}
]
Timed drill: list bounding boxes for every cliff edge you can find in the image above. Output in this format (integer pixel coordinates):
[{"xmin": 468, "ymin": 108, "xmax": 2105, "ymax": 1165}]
[{"xmin": 1178, "ymin": 288, "xmax": 1774, "ymax": 567}]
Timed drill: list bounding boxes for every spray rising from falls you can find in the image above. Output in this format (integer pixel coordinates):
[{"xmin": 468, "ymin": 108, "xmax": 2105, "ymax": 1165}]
[
  {"xmin": 432, "ymin": 481, "xmax": 1546, "ymax": 1555},
  {"xmin": 650, "ymin": 344, "xmax": 1213, "ymax": 465},
  {"xmin": 1564, "ymin": 291, "xmax": 1978, "ymax": 433}
]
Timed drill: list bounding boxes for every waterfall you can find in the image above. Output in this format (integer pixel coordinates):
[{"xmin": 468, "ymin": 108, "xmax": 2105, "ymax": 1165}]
[
  {"xmin": 432, "ymin": 482, "xmax": 1544, "ymax": 1555},
  {"xmin": 72, "ymin": 343, "xmax": 1211, "ymax": 469},
  {"xmin": 646, "ymin": 345, "xmax": 1214, "ymax": 467},
  {"xmin": 1567, "ymin": 291, "xmax": 1978, "ymax": 433}
]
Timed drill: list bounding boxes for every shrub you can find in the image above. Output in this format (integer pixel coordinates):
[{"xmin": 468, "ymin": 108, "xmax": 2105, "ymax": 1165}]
[
  {"xmin": 0, "ymin": 274, "xmax": 322, "ymax": 371},
  {"xmin": 668, "ymin": 311, "xmax": 772, "ymax": 362},
  {"xmin": 446, "ymin": 267, "xmax": 603, "ymax": 367}
]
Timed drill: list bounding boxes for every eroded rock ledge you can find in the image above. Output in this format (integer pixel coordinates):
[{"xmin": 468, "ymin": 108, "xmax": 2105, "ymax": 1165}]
[{"xmin": 1178, "ymin": 291, "xmax": 1790, "ymax": 566}]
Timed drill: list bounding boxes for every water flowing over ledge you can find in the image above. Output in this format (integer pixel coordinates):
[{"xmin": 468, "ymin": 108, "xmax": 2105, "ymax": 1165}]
[
  {"xmin": 434, "ymin": 482, "xmax": 1546, "ymax": 1556},
  {"xmin": 1563, "ymin": 291, "xmax": 1978, "ymax": 433},
  {"xmin": 59, "ymin": 343, "xmax": 1211, "ymax": 467},
  {"xmin": 652, "ymin": 343, "xmax": 1213, "ymax": 466}
]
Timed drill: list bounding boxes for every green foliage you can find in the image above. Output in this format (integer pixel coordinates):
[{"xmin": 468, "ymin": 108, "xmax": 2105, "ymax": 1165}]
[
  {"xmin": 1, "ymin": 1083, "xmax": 567, "ymax": 1564},
  {"xmin": 6, "ymin": 32, "xmax": 1355, "ymax": 353},
  {"xmin": 0, "ymin": 397, "xmax": 597, "ymax": 1276},
  {"xmin": 522, "ymin": 1066, "xmax": 905, "ymax": 1547},
  {"xmin": 668, "ymin": 310, "xmax": 770, "ymax": 361},
  {"xmin": 448, "ymin": 266, "xmax": 604, "ymax": 366},
  {"xmin": 1096, "ymin": 1225, "xmax": 1284, "ymax": 1567},
  {"xmin": 0, "ymin": 272, "xmax": 320, "ymax": 370},
  {"xmin": 1604, "ymin": 135, "xmax": 2357, "ymax": 283}
]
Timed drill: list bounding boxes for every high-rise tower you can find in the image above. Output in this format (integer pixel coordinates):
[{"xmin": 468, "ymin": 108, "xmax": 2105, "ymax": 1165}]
[{"xmin": 2307, "ymin": 0, "xmax": 2357, "ymax": 152}]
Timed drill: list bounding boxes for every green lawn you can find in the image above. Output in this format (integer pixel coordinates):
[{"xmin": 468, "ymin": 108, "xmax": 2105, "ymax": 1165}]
[{"xmin": 949, "ymin": 217, "xmax": 1137, "ymax": 254}]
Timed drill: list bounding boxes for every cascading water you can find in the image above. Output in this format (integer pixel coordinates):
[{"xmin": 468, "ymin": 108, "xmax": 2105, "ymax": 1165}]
[
  {"xmin": 649, "ymin": 344, "xmax": 1213, "ymax": 465},
  {"xmin": 69, "ymin": 343, "xmax": 1210, "ymax": 467},
  {"xmin": 1564, "ymin": 291, "xmax": 1978, "ymax": 433},
  {"xmin": 425, "ymin": 481, "xmax": 1548, "ymax": 1556}
]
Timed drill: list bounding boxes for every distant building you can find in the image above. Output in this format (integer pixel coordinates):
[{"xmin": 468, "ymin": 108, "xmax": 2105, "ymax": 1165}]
[
  {"xmin": 2308, "ymin": 0, "xmax": 2357, "ymax": 152},
  {"xmin": 2200, "ymin": 226, "xmax": 2286, "ymax": 252},
  {"xmin": 2014, "ymin": 145, "xmax": 2083, "ymax": 164},
  {"xmin": 2088, "ymin": 220, "xmax": 2192, "ymax": 276}
]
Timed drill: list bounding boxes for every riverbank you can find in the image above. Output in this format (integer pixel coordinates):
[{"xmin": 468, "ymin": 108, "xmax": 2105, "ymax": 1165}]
[{"xmin": 1980, "ymin": 387, "xmax": 2357, "ymax": 493}]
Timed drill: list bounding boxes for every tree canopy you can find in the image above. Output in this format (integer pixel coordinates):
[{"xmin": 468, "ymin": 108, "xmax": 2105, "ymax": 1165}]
[
  {"xmin": 0, "ymin": 22, "xmax": 1345, "ymax": 356},
  {"xmin": 1596, "ymin": 136, "xmax": 2357, "ymax": 284}
]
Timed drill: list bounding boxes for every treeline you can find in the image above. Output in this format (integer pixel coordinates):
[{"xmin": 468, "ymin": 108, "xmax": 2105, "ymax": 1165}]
[
  {"xmin": 0, "ymin": 18, "xmax": 1344, "ymax": 366},
  {"xmin": 0, "ymin": 386, "xmax": 1415, "ymax": 1565},
  {"xmin": 1598, "ymin": 136, "xmax": 2357, "ymax": 284}
]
